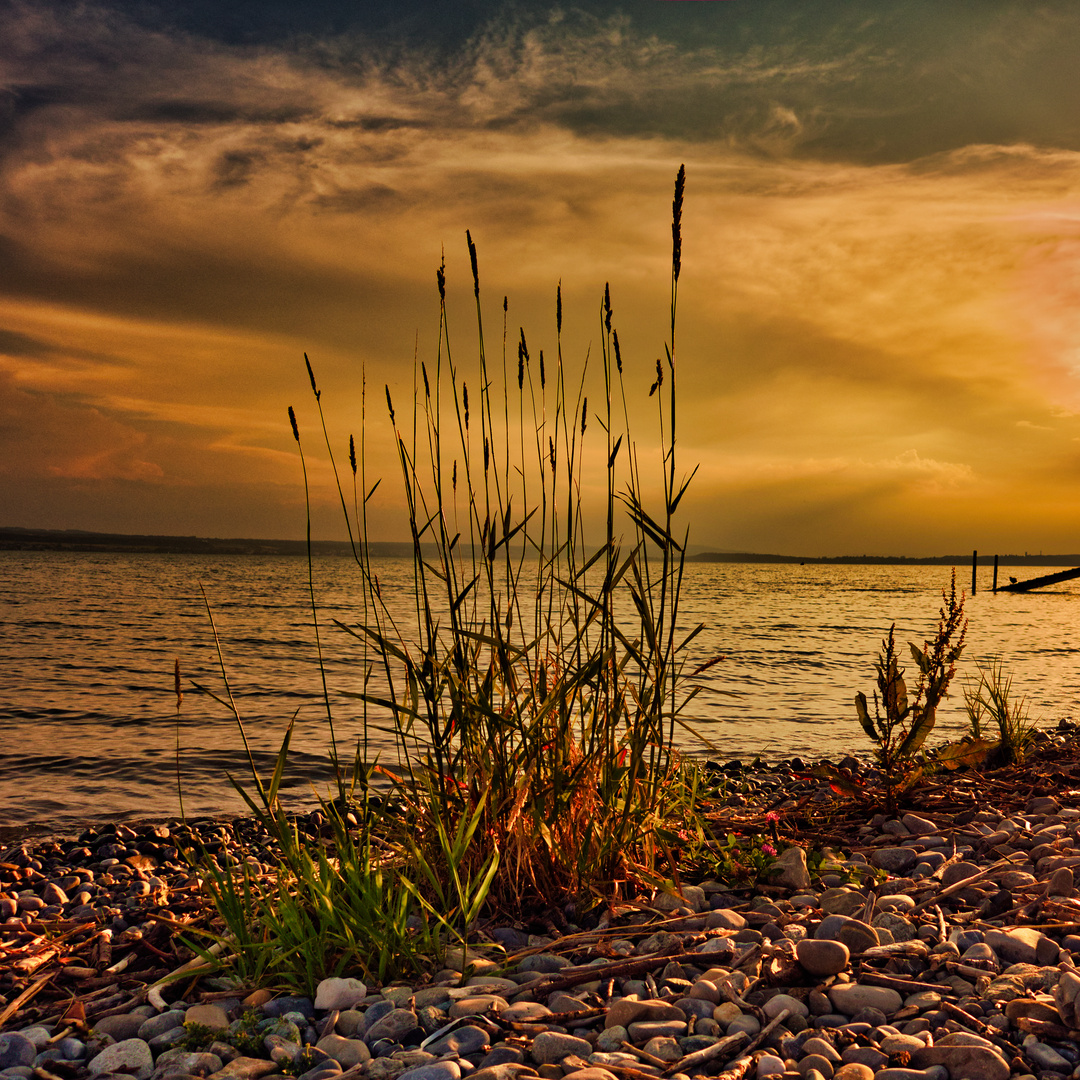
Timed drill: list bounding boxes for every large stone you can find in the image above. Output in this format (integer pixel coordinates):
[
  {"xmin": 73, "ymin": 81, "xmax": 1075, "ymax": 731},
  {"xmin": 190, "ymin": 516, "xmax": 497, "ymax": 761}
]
[
  {"xmin": 1048, "ymin": 866, "xmax": 1075, "ymax": 896},
  {"xmin": 315, "ymin": 978, "xmax": 368, "ymax": 1011},
  {"xmin": 448, "ymin": 994, "xmax": 509, "ymax": 1019},
  {"xmin": 365, "ymin": 1009, "xmax": 421, "ymax": 1043},
  {"xmin": 261, "ymin": 996, "xmax": 315, "ymax": 1020},
  {"xmin": 870, "ymin": 847, "xmax": 918, "ymax": 875},
  {"xmin": 316, "ymin": 1035, "xmax": 371, "ymax": 1069},
  {"xmin": 0, "ymin": 1028, "xmax": 36, "ymax": 1071},
  {"xmin": 832, "ymin": 1066, "xmax": 874, "ymax": 1080},
  {"xmin": 515, "ymin": 954, "xmax": 572, "ymax": 974},
  {"xmin": 900, "ymin": 814, "xmax": 939, "ymax": 836},
  {"xmin": 501, "ymin": 1002, "xmax": 553, "ymax": 1023},
  {"xmin": 469, "ymin": 1067, "xmax": 540, "ymax": 1080},
  {"xmin": 626, "ymin": 1020, "xmax": 686, "ymax": 1042},
  {"xmin": 152, "ymin": 1051, "xmax": 224, "ymax": 1078},
  {"xmin": 0, "ymin": 1034, "xmax": 36, "ymax": 1071},
  {"xmin": 296, "ymin": 1060, "xmax": 342, "ymax": 1080},
  {"xmin": 263, "ymin": 1035, "xmax": 304, "ymax": 1067},
  {"xmin": 604, "ymin": 999, "xmax": 685, "ymax": 1030},
  {"xmin": 801, "ymin": 1038, "xmax": 842, "ymax": 1064},
  {"xmin": 814, "ymin": 915, "xmax": 879, "ymax": 954},
  {"xmin": 94, "ymin": 1015, "xmax": 147, "ymax": 1042},
  {"xmin": 940, "ymin": 862, "xmax": 980, "ymax": 887},
  {"xmin": 819, "ymin": 889, "xmax": 868, "ymax": 917},
  {"xmin": 652, "ymin": 885, "xmax": 707, "ymax": 913},
  {"xmin": 88, "ymin": 1039, "xmax": 154, "ymax": 1080},
  {"xmin": 635, "ymin": 930, "xmax": 681, "ymax": 956},
  {"xmin": 983, "ymin": 927, "xmax": 1060, "ymax": 966},
  {"xmin": 911, "ymin": 1043, "xmax": 1009, "ymax": 1080},
  {"xmin": 827, "ymin": 983, "xmax": 902, "ymax": 1017},
  {"xmin": 395, "ymin": 1064, "xmax": 462, "ymax": 1080},
  {"xmin": 1026, "ymin": 1040, "xmax": 1072, "ymax": 1071},
  {"xmin": 138, "ymin": 1012, "xmax": 187, "ymax": 1042},
  {"xmin": 529, "ymin": 1032, "xmax": 593, "ymax": 1065},
  {"xmin": 423, "ymin": 1026, "xmax": 490, "ymax": 1057},
  {"xmin": 772, "ymin": 847, "xmax": 811, "ymax": 892},
  {"xmin": 365, "ymin": 1060, "xmax": 408, "ymax": 1080},
  {"xmin": 755, "ymin": 1053, "xmax": 785, "ymax": 1078},
  {"xmin": 184, "ymin": 1005, "xmax": 231, "ymax": 1031},
  {"xmin": 207, "ymin": 1058, "xmax": 282, "ymax": 1080},
  {"xmin": 1004, "ymin": 995, "xmax": 1060, "ymax": 1024},
  {"xmin": 796, "ymin": 938, "xmax": 850, "ymax": 976},
  {"xmin": 872, "ymin": 912, "xmax": 917, "ymax": 942},
  {"xmin": 594, "ymin": 1026, "xmax": 629, "ymax": 1053}
]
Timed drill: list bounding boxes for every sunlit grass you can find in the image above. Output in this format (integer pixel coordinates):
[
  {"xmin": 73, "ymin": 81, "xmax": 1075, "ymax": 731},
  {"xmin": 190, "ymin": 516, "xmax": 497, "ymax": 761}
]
[{"xmin": 191, "ymin": 165, "xmax": 719, "ymax": 990}]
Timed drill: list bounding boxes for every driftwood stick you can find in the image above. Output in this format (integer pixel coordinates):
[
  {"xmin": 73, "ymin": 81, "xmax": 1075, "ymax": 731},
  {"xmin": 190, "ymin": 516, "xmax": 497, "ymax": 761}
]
[
  {"xmin": 858, "ymin": 971, "xmax": 955, "ymax": 995},
  {"xmin": 663, "ymin": 1031, "xmax": 748, "ymax": 1076},
  {"xmin": 562, "ymin": 1054, "xmax": 659, "ymax": 1080},
  {"xmin": 712, "ymin": 1057, "xmax": 757, "ymax": 1080},
  {"xmin": 738, "ymin": 1008, "xmax": 790, "ymax": 1059},
  {"xmin": 911, "ymin": 854, "xmax": 1026, "ymax": 912},
  {"xmin": 0, "ymin": 973, "xmax": 53, "ymax": 1029},
  {"xmin": 526, "ymin": 951, "xmax": 695, "ymax": 1000}
]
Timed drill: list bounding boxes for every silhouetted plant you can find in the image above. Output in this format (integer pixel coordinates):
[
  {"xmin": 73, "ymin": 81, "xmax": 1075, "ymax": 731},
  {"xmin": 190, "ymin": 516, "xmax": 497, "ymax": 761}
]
[{"xmin": 854, "ymin": 571, "xmax": 967, "ymax": 814}]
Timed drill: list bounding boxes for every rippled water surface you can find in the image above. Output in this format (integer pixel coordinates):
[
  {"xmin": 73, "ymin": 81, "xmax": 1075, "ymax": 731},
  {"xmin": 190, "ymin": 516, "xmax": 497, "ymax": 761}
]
[{"xmin": 3, "ymin": 551, "xmax": 1079, "ymax": 834}]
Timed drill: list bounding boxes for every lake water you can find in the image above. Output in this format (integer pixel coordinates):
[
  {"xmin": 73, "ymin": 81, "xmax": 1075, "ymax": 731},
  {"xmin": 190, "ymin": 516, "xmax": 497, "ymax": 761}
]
[{"xmin": 3, "ymin": 551, "xmax": 1079, "ymax": 836}]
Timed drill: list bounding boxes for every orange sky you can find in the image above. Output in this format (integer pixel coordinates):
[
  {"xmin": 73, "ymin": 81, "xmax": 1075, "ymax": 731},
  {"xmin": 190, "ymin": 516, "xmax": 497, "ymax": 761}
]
[{"xmin": 5, "ymin": 1, "xmax": 1080, "ymax": 555}]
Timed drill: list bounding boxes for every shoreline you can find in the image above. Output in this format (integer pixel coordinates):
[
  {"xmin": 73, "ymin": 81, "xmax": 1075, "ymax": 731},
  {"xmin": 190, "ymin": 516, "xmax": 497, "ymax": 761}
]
[{"xmin": 5, "ymin": 733, "xmax": 1080, "ymax": 1079}]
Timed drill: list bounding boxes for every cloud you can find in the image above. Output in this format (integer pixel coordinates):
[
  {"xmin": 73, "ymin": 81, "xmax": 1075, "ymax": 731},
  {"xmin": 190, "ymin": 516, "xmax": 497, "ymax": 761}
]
[{"xmin": 4, "ymin": 0, "xmax": 1080, "ymax": 551}]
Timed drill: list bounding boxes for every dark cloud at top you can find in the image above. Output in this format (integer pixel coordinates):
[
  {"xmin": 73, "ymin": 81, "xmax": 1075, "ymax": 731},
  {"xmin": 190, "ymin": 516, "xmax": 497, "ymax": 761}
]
[
  {"xmin": 4, "ymin": 0, "xmax": 1080, "ymax": 168},
  {"xmin": 34, "ymin": 0, "xmax": 1074, "ymax": 163}
]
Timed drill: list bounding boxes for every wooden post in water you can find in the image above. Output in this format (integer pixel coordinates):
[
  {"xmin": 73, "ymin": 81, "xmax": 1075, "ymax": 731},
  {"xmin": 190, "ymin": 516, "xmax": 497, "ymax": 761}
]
[
  {"xmin": 972, "ymin": 550, "xmax": 977, "ymax": 595},
  {"xmin": 993, "ymin": 555, "xmax": 999, "ymax": 593}
]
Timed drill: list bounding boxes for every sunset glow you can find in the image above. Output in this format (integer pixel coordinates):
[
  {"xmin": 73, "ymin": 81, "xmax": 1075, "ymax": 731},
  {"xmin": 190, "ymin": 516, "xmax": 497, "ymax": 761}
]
[{"xmin": 5, "ymin": 0, "xmax": 1080, "ymax": 555}]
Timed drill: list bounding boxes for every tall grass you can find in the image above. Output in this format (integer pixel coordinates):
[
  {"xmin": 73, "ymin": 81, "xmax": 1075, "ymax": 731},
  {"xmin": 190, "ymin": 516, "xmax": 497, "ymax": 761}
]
[
  {"xmin": 197, "ymin": 166, "xmax": 712, "ymax": 990},
  {"xmin": 316, "ymin": 164, "xmax": 712, "ymax": 915}
]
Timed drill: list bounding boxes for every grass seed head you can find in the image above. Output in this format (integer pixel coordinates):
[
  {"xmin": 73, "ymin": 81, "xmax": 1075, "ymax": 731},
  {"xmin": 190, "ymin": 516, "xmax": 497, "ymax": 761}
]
[
  {"xmin": 672, "ymin": 163, "xmax": 685, "ymax": 283},
  {"xmin": 467, "ymin": 230, "xmax": 479, "ymax": 298},
  {"xmin": 304, "ymin": 353, "xmax": 320, "ymax": 400}
]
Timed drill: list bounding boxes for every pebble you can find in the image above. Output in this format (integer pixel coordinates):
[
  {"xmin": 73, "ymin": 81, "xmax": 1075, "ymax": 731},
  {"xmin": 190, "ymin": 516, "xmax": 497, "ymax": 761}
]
[{"xmin": 14, "ymin": 768, "xmax": 1080, "ymax": 1080}]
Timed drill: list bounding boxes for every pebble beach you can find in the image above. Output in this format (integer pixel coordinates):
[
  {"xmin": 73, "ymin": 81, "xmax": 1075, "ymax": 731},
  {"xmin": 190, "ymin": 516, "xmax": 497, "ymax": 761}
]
[{"xmin": 8, "ymin": 732, "xmax": 1080, "ymax": 1080}]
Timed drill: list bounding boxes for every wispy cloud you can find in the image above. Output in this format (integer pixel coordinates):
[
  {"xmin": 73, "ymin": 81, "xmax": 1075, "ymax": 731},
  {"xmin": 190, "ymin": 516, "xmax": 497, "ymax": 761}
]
[{"xmin": 4, "ymin": 1, "xmax": 1080, "ymax": 551}]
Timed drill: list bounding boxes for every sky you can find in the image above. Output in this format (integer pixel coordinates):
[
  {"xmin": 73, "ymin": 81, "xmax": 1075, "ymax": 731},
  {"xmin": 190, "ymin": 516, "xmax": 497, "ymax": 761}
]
[{"xmin": 4, "ymin": 0, "xmax": 1080, "ymax": 556}]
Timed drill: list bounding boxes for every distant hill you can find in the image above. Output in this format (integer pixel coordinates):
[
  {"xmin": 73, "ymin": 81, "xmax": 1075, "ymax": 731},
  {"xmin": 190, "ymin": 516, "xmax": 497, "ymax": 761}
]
[
  {"xmin": 686, "ymin": 551, "xmax": 1080, "ymax": 567},
  {"xmin": 2, "ymin": 527, "xmax": 1077, "ymax": 566},
  {"xmin": 0, "ymin": 526, "xmax": 408, "ymax": 558}
]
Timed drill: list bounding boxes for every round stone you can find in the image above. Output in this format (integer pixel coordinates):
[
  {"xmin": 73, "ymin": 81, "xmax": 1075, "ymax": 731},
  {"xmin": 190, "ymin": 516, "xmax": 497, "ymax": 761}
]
[
  {"xmin": 827, "ymin": 983, "xmax": 902, "ymax": 1017},
  {"xmin": 870, "ymin": 847, "xmax": 918, "ymax": 874},
  {"xmin": 764, "ymin": 993, "xmax": 809, "ymax": 1019},
  {"xmin": 87, "ymin": 1039, "xmax": 154, "ymax": 1080},
  {"xmin": 832, "ymin": 1066, "xmax": 874, "ymax": 1080},
  {"xmin": 365, "ymin": 1009, "xmax": 421, "ymax": 1043},
  {"xmin": 0, "ymin": 1034, "xmax": 36, "ymax": 1071},
  {"xmin": 529, "ymin": 1031, "xmax": 593, "ymax": 1065},
  {"xmin": 316, "ymin": 1035, "xmax": 372, "ymax": 1068},
  {"xmin": 315, "ymin": 978, "xmax": 368, "ymax": 1011},
  {"xmin": 796, "ymin": 938, "xmax": 850, "ymax": 976},
  {"xmin": 756, "ymin": 1054, "xmax": 785, "ymax": 1078}
]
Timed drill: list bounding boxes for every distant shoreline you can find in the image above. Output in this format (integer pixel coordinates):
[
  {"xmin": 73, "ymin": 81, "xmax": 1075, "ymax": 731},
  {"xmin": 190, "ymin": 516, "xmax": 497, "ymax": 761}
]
[{"xmin": 1, "ymin": 525, "xmax": 1075, "ymax": 566}]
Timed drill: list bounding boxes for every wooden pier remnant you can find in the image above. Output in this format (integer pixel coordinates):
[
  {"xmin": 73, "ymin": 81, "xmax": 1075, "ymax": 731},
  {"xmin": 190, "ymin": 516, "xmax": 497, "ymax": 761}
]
[
  {"xmin": 972, "ymin": 550, "xmax": 977, "ymax": 595},
  {"xmin": 996, "ymin": 565, "xmax": 1080, "ymax": 593}
]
